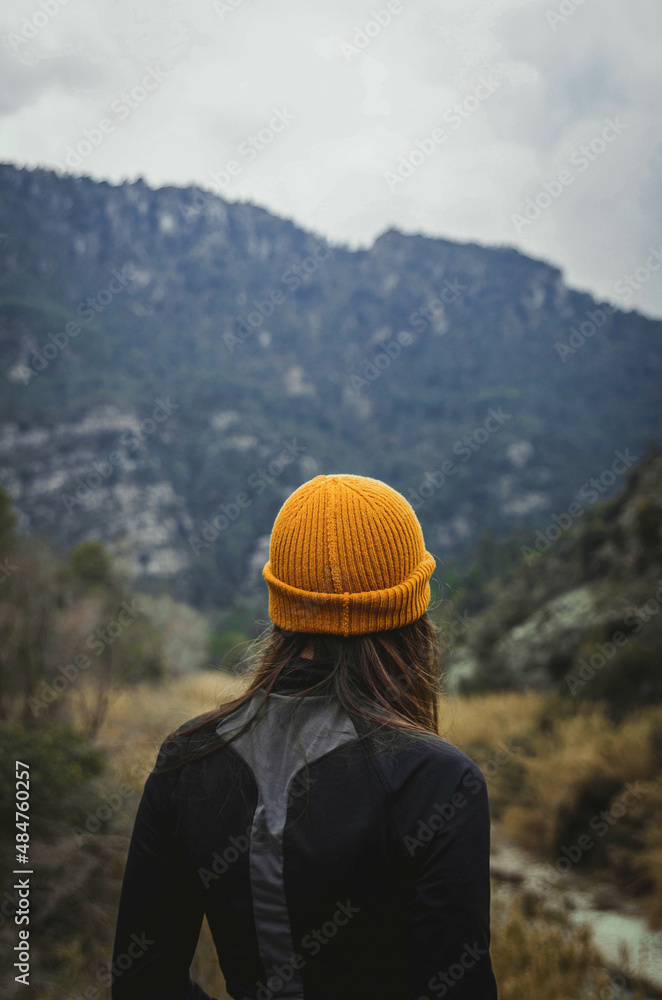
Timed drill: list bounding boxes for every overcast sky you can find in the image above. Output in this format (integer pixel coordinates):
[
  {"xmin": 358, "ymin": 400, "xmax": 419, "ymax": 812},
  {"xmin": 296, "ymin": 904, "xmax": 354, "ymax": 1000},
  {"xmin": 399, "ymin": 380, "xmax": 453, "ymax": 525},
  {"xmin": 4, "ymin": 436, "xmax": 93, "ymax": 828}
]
[{"xmin": 1, "ymin": 0, "xmax": 661, "ymax": 317}]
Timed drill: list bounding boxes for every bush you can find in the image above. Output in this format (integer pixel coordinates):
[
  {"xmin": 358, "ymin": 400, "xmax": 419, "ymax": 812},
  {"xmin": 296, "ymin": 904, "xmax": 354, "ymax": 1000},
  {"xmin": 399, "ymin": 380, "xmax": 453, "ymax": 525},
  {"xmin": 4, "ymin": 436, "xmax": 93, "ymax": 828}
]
[
  {"xmin": 580, "ymin": 618, "xmax": 662, "ymax": 722},
  {"xmin": 70, "ymin": 539, "xmax": 116, "ymax": 587},
  {"xmin": 210, "ymin": 629, "xmax": 251, "ymax": 671},
  {"xmin": 489, "ymin": 892, "xmax": 639, "ymax": 1000},
  {"xmin": 0, "ymin": 722, "xmax": 106, "ymax": 841},
  {"xmin": 553, "ymin": 776, "xmax": 624, "ymax": 870}
]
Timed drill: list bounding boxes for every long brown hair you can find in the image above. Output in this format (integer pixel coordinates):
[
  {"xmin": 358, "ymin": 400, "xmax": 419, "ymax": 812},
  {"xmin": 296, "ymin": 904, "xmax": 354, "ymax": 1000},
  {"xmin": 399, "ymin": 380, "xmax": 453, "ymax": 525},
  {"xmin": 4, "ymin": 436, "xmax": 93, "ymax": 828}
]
[{"xmin": 153, "ymin": 611, "xmax": 447, "ymax": 775}]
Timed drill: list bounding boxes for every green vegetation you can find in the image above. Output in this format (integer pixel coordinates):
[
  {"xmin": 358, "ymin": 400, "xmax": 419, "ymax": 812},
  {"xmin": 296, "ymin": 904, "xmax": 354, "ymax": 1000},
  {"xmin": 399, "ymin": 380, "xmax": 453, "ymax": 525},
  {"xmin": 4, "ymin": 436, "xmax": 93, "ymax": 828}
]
[
  {"xmin": 447, "ymin": 688, "xmax": 662, "ymax": 935},
  {"xmin": 0, "ymin": 723, "xmax": 105, "ymax": 840},
  {"xmin": 0, "ymin": 512, "xmax": 165, "ymax": 737},
  {"xmin": 441, "ymin": 448, "xmax": 662, "ymax": 721},
  {"xmin": 0, "ymin": 500, "xmax": 215, "ymax": 997},
  {"xmin": 1, "ymin": 163, "xmax": 661, "ymax": 614},
  {"xmin": 0, "ymin": 161, "xmax": 660, "ymax": 998}
]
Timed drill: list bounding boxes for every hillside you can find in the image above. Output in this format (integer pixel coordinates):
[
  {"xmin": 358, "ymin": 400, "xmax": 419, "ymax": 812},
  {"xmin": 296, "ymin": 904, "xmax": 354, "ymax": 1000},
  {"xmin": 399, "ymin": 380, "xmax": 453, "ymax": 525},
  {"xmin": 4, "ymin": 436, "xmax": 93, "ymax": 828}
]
[
  {"xmin": 450, "ymin": 447, "xmax": 662, "ymax": 716},
  {"xmin": 1, "ymin": 162, "xmax": 661, "ymax": 613}
]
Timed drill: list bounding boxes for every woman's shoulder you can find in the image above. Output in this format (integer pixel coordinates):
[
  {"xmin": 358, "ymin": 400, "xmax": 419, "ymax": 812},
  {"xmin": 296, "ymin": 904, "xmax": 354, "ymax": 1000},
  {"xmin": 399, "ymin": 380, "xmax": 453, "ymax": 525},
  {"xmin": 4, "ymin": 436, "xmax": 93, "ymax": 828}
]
[
  {"xmin": 407, "ymin": 728, "xmax": 484, "ymax": 771},
  {"xmin": 150, "ymin": 712, "xmax": 223, "ymax": 774},
  {"xmin": 361, "ymin": 722, "xmax": 488, "ymax": 790},
  {"xmin": 173, "ymin": 712, "xmax": 210, "ymax": 735}
]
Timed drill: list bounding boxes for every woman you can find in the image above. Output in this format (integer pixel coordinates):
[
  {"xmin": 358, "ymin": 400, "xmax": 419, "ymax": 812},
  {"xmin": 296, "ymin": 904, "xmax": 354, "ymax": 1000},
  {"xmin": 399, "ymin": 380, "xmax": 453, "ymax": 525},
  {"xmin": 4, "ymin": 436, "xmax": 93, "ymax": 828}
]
[{"xmin": 111, "ymin": 473, "xmax": 498, "ymax": 999}]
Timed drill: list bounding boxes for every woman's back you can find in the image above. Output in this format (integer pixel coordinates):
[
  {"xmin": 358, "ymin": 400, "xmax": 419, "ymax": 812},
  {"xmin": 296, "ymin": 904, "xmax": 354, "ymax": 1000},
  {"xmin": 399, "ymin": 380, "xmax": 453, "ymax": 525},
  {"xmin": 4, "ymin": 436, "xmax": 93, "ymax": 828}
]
[
  {"xmin": 111, "ymin": 654, "xmax": 497, "ymax": 1000},
  {"xmin": 111, "ymin": 473, "xmax": 499, "ymax": 998}
]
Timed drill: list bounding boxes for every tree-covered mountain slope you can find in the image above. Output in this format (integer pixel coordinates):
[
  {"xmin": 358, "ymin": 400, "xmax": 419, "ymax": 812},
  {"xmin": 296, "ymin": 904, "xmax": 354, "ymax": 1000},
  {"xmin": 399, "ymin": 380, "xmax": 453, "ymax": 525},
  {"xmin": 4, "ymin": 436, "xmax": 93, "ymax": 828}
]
[
  {"xmin": 1, "ymin": 162, "xmax": 660, "ymax": 611},
  {"xmin": 450, "ymin": 448, "xmax": 662, "ymax": 714}
]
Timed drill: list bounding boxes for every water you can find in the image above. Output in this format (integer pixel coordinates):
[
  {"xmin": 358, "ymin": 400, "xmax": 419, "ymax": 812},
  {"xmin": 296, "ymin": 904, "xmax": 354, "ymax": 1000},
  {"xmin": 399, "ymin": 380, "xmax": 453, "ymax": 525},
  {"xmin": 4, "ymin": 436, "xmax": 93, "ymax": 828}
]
[
  {"xmin": 567, "ymin": 907, "xmax": 662, "ymax": 994},
  {"xmin": 490, "ymin": 833, "xmax": 662, "ymax": 998}
]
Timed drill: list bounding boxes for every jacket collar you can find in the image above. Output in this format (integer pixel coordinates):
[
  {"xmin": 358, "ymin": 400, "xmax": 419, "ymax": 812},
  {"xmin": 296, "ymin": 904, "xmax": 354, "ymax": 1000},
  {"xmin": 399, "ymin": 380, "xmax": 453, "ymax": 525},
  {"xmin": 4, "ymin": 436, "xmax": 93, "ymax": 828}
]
[{"xmin": 270, "ymin": 656, "xmax": 336, "ymax": 696}]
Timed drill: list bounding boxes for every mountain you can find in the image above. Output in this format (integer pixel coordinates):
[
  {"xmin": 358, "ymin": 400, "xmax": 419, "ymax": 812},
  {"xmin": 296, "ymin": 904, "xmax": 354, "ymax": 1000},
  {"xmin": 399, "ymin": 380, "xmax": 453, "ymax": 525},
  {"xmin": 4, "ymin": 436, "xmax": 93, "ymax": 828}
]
[
  {"xmin": 449, "ymin": 447, "xmax": 662, "ymax": 717},
  {"xmin": 1, "ymin": 162, "xmax": 660, "ymax": 612}
]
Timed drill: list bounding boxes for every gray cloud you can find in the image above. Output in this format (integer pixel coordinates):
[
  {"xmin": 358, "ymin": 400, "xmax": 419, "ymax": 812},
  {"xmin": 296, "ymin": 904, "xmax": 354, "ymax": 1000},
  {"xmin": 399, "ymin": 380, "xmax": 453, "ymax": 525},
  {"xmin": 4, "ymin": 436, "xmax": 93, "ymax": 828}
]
[
  {"xmin": 0, "ymin": 50, "xmax": 105, "ymax": 116},
  {"xmin": 0, "ymin": 0, "xmax": 660, "ymax": 317}
]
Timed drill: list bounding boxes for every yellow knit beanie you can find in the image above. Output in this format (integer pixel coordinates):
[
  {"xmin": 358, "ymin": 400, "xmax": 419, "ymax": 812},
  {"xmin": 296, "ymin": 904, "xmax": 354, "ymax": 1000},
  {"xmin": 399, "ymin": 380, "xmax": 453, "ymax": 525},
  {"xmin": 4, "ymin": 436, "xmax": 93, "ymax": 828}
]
[{"xmin": 262, "ymin": 474, "xmax": 436, "ymax": 637}]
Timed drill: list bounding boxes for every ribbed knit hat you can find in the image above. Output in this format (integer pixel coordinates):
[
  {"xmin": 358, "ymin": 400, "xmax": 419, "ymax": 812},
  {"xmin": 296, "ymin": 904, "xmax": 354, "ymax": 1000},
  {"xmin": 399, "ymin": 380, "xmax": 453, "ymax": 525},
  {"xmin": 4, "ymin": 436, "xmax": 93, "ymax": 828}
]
[{"xmin": 262, "ymin": 474, "xmax": 436, "ymax": 637}]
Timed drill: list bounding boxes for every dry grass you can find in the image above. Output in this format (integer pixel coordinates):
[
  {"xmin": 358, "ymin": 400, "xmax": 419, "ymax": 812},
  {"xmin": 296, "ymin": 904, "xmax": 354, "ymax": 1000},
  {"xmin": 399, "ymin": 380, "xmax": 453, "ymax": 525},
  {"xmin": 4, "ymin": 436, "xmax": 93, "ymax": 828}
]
[
  {"xmin": 89, "ymin": 668, "xmax": 249, "ymax": 789},
  {"xmin": 93, "ymin": 670, "xmax": 662, "ymax": 912},
  {"xmin": 441, "ymin": 688, "xmax": 548, "ymax": 750},
  {"xmin": 444, "ymin": 688, "xmax": 662, "ymax": 930},
  {"xmin": 82, "ymin": 672, "xmax": 656, "ymax": 998},
  {"xmin": 489, "ymin": 891, "xmax": 646, "ymax": 1000}
]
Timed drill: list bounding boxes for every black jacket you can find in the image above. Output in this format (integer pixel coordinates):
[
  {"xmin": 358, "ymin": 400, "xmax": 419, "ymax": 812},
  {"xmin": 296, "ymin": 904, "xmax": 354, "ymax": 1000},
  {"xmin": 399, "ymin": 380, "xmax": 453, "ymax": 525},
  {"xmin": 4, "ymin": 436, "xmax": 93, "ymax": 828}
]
[{"xmin": 111, "ymin": 656, "xmax": 498, "ymax": 999}]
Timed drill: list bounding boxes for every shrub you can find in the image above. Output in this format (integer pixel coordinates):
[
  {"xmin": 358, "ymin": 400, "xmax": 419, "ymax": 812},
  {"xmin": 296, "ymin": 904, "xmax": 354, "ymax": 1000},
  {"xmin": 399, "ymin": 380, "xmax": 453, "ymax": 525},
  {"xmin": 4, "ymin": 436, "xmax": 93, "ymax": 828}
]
[
  {"xmin": 0, "ymin": 722, "xmax": 105, "ymax": 841},
  {"xmin": 489, "ymin": 892, "xmax": 641, "ymax": 1000}
]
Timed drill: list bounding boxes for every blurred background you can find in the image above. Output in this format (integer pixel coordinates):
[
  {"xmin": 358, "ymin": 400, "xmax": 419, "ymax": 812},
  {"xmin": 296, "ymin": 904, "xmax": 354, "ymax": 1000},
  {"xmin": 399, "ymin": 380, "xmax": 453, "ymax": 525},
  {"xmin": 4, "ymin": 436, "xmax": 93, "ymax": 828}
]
[{"xmin": 1, "ymin": 0, "xmax": 662, "ymax": 997}]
